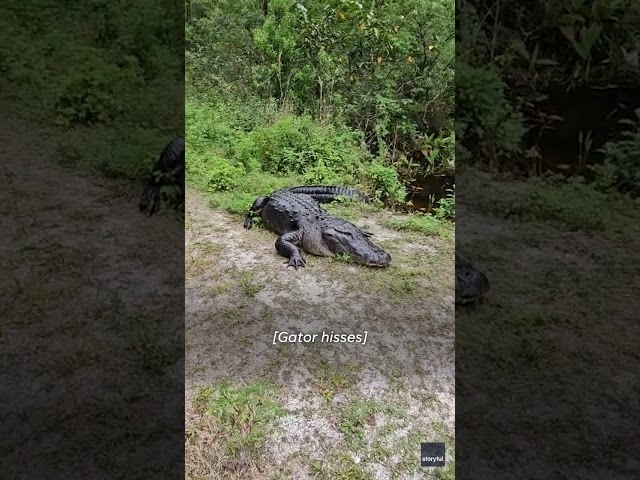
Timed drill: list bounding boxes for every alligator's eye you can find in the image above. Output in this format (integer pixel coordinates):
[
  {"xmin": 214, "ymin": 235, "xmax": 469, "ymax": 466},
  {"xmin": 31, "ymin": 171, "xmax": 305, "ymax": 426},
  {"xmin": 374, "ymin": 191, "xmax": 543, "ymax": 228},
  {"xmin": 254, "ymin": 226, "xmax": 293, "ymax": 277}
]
[{"xmin": 335, "ymin": 229, "xmax": 354, "ymax": 237}]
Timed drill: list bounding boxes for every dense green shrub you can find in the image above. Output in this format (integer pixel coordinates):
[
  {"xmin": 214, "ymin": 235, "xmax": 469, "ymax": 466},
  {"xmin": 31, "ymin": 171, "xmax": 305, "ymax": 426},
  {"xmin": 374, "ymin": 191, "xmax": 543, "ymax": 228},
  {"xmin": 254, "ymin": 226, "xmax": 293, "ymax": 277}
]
[
  {"xmin": 237, "ymin": 115, "xmax": 362, "ymax": 175},
  {"xmin": 593, "ymin": 112, "xmax": 640, "ymax": 196},
  {"xmin": 186, "ymin": 0, "xmax": 456, "ymax": 182},
  {"xmin": 0, "ymin": 0, "xmax": 183, "ymax": 180},
  {"xmin": 433, "ymin": 186, "xmax": 455, "ymax": 220},
  {"xmin": 185, "ymin": 91, "xmax": 410, "ymax": 209},
  {"xmin": 362, "ymin": 162, "xmax": 407, "ymax": 205},
  {"xmin": 456, "ymin": 62, "xmax": 525, "ymax": 167}
]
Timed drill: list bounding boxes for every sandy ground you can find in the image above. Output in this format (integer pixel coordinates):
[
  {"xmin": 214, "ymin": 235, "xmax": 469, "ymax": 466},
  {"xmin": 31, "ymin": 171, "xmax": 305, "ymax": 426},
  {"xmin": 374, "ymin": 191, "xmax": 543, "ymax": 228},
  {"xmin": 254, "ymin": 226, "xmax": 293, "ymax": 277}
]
[
  {"xmin": 185, "ymin": 189, "xmax": 456, "ymax": 478},
  {"xmin": 0, "ymin": 111, "xmax": 184, "ymax": 478}
]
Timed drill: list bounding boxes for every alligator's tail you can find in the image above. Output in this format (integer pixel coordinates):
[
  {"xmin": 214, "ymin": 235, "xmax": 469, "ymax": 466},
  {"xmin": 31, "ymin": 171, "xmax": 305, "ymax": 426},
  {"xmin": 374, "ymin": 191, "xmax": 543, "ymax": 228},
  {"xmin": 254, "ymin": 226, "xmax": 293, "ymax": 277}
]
[{"xmin": 286, "ymin": 185, "xmax": 370, "ymax": 203}]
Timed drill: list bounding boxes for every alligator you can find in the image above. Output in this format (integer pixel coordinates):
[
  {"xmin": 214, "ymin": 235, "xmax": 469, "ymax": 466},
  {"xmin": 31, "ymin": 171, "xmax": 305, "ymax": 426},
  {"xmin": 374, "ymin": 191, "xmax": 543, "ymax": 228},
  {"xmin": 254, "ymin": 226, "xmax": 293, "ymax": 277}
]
[
  {"xmin": 455, "ymin": 254, "xmax": 490, "ymax": 304},
  {"xmin": 244, "ymin": 186, "xmax": 391, "ymax": 269},
  {"xmin": 139, "ymin": 137, "xmax": 185, "ymax": 217}
]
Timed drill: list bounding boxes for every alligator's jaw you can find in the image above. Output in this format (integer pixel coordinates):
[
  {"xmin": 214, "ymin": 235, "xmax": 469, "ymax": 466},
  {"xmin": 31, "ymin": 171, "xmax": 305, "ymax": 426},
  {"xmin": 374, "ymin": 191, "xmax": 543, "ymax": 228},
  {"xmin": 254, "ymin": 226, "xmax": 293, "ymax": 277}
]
[
  {"xmin": 363, "ymin": 252, "xmax": 392, "ymax": 267},
  {"xmin": 336, "ymin": 244, "xmax": 391, "ymax": 268}
]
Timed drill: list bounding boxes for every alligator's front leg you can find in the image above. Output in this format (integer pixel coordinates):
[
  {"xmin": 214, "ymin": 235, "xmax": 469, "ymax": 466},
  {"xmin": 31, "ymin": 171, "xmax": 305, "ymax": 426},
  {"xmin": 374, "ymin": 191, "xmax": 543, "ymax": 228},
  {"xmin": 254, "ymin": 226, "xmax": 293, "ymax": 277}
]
[
  {"xmin": 275, "ymin": 230, "xmax": 306, "ymax": 269},
  {"xmin": 244, "ymin": 196, "xmax": 268, "ymax": 229}
]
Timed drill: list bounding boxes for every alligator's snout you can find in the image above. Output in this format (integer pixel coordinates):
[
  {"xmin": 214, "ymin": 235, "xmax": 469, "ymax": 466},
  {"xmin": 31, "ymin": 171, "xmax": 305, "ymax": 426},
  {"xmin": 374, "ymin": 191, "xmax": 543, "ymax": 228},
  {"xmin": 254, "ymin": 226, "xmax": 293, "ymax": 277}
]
[
  {"xmin": 366, "ymin": 251, "xmax": 392, "ymax": 267},
  {"xmin": 466, "ymin": 270, "xmax": 490, "ymax": 297},
  {"xmin": 323, "ymin": 224, "xmax": 391, "ymax": 268},
  {"xmin": 455, "ymin": 255, "xmax": 490, "ymax": 303}
]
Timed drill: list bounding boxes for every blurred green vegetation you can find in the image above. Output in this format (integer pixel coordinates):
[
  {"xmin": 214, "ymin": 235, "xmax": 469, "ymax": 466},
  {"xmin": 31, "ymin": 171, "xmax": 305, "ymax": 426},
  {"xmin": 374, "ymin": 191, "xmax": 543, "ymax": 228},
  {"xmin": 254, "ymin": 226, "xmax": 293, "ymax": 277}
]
[
  {"xmin": 457, "ymin": 0, "xmax": 640, "ymax": 202},
  {"xmin": 0, "ymin": 0, "xmax": 184, "ymax": 182}
]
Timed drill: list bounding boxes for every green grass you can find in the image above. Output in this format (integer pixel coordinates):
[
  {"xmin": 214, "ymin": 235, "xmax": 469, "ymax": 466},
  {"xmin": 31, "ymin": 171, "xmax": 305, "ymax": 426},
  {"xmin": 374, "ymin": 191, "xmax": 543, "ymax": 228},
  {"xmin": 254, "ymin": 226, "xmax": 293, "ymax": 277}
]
[
  {"xmin": 131, "ymin": 315, "xmax": 181, "ymax": 374},
  {"xmin": 193, "ymin": 382, "xmax": 285, "ymax": 455},
  {"xmin": 186, "ymin": 256, "xmax": 214, "ymax": 277},
  {"xmin": 385, "ymin": 213, "xmax": 454, "ymax": 237},
  {"xmin": 236, "ymin": 271, "xmax": 264, "ymax": 297},
  {"xmin": 205, "ymin": 171, "xmax": 307, "ymax": 216},
  {"xmin": 337, "ymin": 400, "xmax": 385, "ymax": 448},
  {"xmin": 465, "ymin": 170, "xmax": 640, "ymax": 237},
  {"xmin": 312, "ymin": 362, "xmax": 361, "ymax": 403},
  {"xmin": 436, "ymin": 463, "xmax": 455, "ymax": 480}
]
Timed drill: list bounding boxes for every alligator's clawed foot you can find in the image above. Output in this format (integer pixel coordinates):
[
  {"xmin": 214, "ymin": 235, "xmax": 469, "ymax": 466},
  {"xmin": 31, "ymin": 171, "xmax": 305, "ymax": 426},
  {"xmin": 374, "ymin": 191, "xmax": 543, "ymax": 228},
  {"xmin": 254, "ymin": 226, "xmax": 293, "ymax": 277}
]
[
  {"xmin": 285, "ymin": 257, "xmax": 306, "ymax": 270},
  {"xmin": 244, "ymin": 216, "xmax": 253, "ymax": 229}
]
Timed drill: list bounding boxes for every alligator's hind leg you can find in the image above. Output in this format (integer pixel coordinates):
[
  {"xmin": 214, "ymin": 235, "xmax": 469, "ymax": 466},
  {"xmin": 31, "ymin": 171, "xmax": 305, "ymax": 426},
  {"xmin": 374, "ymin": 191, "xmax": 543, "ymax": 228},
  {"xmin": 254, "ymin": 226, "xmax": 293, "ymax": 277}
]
[
  {"xmin": 139, "ymin": 185, "xmax": 161, "ymax": 217},
  {"xmin": 275, "ymin": 230, "xmax": 306, "ymax": 269},
  {"xmin": 244, "ymin": 196, "xmax": 268, "ymax": 229}
]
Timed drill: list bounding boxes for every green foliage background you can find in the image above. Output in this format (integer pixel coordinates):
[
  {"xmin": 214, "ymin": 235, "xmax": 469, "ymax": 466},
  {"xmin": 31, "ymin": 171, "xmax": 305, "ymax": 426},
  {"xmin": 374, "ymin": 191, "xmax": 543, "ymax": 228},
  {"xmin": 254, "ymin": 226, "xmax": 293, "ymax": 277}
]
[
  {"xmin": 0, "ymin": 0, "xmax": 184, "ymax": 182},
  {"xmin": 186, "ymin": 0, "xmax": 456, "ymax": 214},
  {"xmin": 457, "ymin": 0, "xmax": 640, "ymax": 198}
]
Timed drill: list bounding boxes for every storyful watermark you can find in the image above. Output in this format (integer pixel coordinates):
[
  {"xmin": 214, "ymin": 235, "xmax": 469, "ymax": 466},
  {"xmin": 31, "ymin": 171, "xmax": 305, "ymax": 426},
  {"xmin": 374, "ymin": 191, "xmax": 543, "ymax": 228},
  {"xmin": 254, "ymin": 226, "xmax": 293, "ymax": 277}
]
[
  {"xmin": 420, "ymin": 442, "xmax": 446, "ymax": 467},
  {"xmin": 272, "ymin": 330, "xmax": 368, "ymax": 345}
]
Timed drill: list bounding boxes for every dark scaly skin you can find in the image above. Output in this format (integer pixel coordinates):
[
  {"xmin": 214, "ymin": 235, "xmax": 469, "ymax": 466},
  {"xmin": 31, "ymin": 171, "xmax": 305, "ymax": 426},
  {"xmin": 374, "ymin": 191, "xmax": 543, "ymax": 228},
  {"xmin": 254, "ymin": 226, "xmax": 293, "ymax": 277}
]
[
  {"xmin": 286, "ymin": 185, "xmax": 370, "ymax": 203},
  {"xmin": 139, "ymin": 137, "xmax": 185, "ymax": 217},
  {"xmin": 244, "ymin": 187, "xmax": 390, "ymax": 269},
  {"xmin": 455, "ymin": 254, "xmax": 490, "ymax": 304}
]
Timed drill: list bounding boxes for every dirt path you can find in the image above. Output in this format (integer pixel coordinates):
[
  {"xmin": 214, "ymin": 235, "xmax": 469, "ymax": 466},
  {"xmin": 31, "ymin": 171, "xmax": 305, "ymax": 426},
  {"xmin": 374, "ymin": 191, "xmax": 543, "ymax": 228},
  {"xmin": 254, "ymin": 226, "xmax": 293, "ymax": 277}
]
[
  {"xmin": 185, "ymin": 189, "xmax": 456, "ymax": 478},
  {"xmin": 0, "ymin": 111, "xmax": 184, "ymax": 478},
  {"xmin": 455, "ymin": 174, "xmax": 640, "ymax": 480}
]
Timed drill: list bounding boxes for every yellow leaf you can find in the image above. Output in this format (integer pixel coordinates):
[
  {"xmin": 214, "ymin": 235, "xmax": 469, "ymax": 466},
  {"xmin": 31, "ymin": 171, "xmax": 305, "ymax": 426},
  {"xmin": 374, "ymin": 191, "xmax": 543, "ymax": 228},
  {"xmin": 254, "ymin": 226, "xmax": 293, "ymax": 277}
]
[
  {"xmin": 407, "ymin": 56, "xmax": 414, "ymax": 63},
  {"xmin": 359, "ymin": 21, "xmax": 365, "ymax": 31},
  {"xmin": 394, "ymin": 26, "xmax": 399, "ymax": 32},
  {"xmin": 428, "ymin": 45, "xmax": 435, "ymax": 51},
  {"xmin": 377, "ymin": 56, "xmax": 383, "ymax": 64},
  {"xmin": 374, "ymin": 27, "xmax": 379, "ymax": 38},
  {"xmin": 349, "ymin": 75, "xmax": 354, "ymax": 81},
  {"xmin": 338, "ymin": 12, "xmax": 346, "ymax": 20}
]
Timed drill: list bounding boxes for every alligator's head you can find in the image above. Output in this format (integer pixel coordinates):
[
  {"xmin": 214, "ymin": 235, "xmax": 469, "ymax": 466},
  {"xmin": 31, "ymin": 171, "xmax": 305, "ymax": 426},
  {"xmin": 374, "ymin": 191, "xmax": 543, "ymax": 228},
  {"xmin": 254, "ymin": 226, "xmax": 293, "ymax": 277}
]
[
  {"xmin": 455, "ymin": 255, "xmax": 490, "ymax": 304},
  {"xmin": 322, "ymin": 223, "xmax": 391, "ymax": 267}
]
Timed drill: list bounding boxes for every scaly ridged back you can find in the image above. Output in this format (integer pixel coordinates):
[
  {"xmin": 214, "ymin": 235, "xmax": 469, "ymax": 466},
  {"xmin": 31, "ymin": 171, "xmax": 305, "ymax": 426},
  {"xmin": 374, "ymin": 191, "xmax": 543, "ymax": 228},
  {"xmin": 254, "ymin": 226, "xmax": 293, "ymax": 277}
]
[
  {"xmin": 157, "ymin": 137, "xmax": 185, "ymax": 171},
  {"xmin": 286, "ymin": 185, "xmax": 370, "ymax": 203}
]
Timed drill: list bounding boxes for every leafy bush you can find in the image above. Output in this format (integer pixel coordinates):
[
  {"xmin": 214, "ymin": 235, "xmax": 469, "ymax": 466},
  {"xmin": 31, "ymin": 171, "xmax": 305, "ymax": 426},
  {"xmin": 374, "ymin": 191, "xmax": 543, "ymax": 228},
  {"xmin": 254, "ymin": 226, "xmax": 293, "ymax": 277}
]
[
  {"xmin": 188, "ymin": 155, "xmax": 245, "ymax": 193},
  {"xmin": 592, "ymin": 110, "xmax": 640, "ymax": 196},
  {"xmin": 456, "ymin": 62, "xmax": 525, "ymax": 167},
  {"xmin": 362, "ymin": 162, "xmax": 407, "ymax": 205},
  {"xmin": 237, "ymin": 114, "xmax": 362, "ymax": 176},
  {"xmin": 0, "ymin": 0, "xmax": 183, "ymax": 180},
  {"xmin": 385, "ymin": 212, "xmax": 452, "ymax": 237},
  {"xmin": 433, "ymin": 185, "xmax": 455, "ymax": 220},
  {"xmin": 186, "ymin": 0, "xmax": 456, "ymax": 185}
]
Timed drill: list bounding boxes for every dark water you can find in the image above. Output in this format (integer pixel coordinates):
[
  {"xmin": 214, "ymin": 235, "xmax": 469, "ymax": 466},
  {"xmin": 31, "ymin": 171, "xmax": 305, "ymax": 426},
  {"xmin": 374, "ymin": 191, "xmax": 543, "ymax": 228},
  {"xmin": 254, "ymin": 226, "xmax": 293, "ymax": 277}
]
[
  {"xmin": 531, "ymin": 85, "xmax": 640, "ymax": 177},
  {"xmin": 403, "ymin": 88, "xmax": 637, "ymax": 211},
  {"xmin": 406, "ymin": 174, "xmax": 454, "ymax": 213}
]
